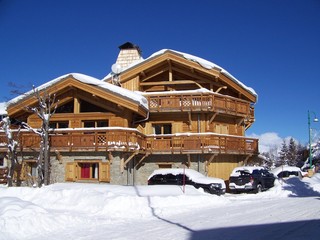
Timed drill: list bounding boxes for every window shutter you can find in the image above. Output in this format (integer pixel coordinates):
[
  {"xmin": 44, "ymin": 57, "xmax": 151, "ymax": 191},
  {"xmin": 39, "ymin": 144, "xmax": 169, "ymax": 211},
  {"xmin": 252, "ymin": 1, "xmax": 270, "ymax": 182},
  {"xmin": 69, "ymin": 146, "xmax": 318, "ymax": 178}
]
[
  {"xmin": 65, "ymin": 162, "xmax": 77, "ymax": 181},
  {"xmin": 99, "ymin": 162, "xmax": 110, "ymax": 182}
]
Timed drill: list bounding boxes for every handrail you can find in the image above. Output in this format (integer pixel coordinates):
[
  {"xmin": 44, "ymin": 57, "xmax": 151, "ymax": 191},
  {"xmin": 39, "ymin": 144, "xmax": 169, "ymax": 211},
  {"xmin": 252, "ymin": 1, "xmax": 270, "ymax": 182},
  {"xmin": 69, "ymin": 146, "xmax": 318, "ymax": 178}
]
[
  {"xmin": 0, "ymin": 128, "xmax": 258, "ymax": 155},
  {"xmin": 145, "ymin": 92, "xmax": 254, "ymax": 118}
]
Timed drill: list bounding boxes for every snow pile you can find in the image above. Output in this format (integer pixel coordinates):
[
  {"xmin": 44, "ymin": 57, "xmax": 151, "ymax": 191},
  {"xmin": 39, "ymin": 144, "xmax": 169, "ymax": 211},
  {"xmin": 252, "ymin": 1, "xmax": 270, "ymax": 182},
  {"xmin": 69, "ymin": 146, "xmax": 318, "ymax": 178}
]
[{"xmin": 0, "ymin": 175, "xmax": 320, "ymax": 240}]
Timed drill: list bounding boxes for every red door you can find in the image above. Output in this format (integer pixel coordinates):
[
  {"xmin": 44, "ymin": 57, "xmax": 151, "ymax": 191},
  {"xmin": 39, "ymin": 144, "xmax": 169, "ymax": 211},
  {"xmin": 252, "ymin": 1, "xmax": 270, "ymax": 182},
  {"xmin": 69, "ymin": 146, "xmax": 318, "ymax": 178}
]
[{"xmin": 81, "ymin": 163, "xmax": 90, "ymax": 178}]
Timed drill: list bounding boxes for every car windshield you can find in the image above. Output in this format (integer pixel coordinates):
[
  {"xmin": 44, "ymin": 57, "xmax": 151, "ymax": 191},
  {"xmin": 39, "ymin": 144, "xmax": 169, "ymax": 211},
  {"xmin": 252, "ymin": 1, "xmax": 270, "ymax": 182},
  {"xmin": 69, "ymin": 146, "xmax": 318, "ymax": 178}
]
[{"xmin": 235, "ymin": 170, "xmax": 251, "ymax": 176}]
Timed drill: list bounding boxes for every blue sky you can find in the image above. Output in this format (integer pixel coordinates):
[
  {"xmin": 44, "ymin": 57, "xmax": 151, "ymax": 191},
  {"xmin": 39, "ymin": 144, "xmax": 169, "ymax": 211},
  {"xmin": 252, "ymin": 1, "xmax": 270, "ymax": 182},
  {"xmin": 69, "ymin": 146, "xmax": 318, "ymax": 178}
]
[{"xmin": 1, "ymin": 0, "xmax": 320, "ymax": 145}]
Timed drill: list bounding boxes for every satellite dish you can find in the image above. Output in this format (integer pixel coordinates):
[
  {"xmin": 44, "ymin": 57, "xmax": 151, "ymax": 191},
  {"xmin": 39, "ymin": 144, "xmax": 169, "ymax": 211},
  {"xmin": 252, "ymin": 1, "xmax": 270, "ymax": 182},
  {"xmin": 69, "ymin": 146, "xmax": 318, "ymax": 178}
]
[{"xmin": 111, "ymin": 63, "xmax": 122, "ymax": 74}]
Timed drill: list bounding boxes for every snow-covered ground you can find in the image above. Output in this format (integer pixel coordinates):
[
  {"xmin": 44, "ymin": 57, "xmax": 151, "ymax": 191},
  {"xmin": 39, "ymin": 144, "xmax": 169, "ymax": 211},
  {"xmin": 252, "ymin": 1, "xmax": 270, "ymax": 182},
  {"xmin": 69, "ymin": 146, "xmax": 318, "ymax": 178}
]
[{"xmin": 1, "ymin": 174, "xmax": 320, "ymax": 240}]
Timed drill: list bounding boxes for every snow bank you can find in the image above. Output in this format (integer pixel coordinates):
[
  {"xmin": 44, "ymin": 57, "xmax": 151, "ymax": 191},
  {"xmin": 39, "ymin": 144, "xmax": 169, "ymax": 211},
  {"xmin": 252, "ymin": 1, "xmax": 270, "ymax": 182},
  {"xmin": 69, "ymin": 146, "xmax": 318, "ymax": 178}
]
[{"xmin": 0, "ymin": 175, "xmax": 319, "ymax": 240}]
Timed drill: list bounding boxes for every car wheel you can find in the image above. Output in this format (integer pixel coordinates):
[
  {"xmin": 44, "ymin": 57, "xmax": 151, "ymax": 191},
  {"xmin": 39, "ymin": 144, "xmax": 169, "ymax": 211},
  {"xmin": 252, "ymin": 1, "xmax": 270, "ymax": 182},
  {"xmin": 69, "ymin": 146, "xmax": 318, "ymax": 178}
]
[{"xmin": 255, "ymin": 184, "xmax": 262, "ymax": 193}]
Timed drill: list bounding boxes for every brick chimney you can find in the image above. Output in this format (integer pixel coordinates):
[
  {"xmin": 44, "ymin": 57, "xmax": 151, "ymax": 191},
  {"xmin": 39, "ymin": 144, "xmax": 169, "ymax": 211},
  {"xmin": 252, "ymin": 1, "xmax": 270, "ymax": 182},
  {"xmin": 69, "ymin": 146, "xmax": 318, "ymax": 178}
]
[{"xmin": 115, "ymin": 42, "xmax": 142, "ymax": 70}]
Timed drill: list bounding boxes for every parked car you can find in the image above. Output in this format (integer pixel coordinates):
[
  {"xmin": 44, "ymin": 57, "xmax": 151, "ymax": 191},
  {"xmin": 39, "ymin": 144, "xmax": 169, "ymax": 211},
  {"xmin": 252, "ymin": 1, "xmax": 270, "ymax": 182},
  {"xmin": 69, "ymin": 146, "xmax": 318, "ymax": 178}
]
[
  {"xmin": 148, "ymin": 168, "xmax": 226, "ymax": 195},
  {"xmin": 228, "ymin": 166, "xmax": 275, "ymax": 193},
  {"xmin": 271, "ymin": 165, "xmax": 305, "ymax": 179}
]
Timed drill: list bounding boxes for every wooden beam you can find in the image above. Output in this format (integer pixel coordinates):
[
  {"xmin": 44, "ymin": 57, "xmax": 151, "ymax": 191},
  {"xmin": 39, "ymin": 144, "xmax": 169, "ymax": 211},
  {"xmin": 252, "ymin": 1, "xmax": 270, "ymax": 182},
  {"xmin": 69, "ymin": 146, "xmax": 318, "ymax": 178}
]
[
  {"xmin": 242, "ymin": 155, "xmax": 252, "ymax": 166},
  {"xmin": 168, "ymin": 59, "xmax": 173, "ymax": 81},
  {"xmin": 107, "ymin": 151, "xmax": 114, "ymax": 164},
  {"xmin": 124, "ymin": 151, "xmax": 139, "ymax": 166},
  {"xmin": 188, "ymin": 112, "xmax": 192, "ymax": 131},
  {"xmin": 215, "ymin": 86, "xmax": 227, "ymax": 93},
  {"xmin": 135, "ymin": 154, "xmax": 149, "ymax": 168},
  {"xmin": 187, "ymin": 154, "xmax": 191, "ymax": 167},
  {"xmin": 140, "ymin": 80, "xmax": 202, "ymax": 87},
  {"xmin": 209, "ymin": 113, "xmax": 218, "ymax": 124},
  {"xmin": 237, "ymin": 118, "xmax": 245, "ymax": 125},
  {"xmin": 205, "ymin": 154, "xmax": 218, "ymax": 173},
  {"xmin": 120, "ymin": 157, "xmax": 124, "ymax": 173},
  {"xmin": 171, "ymin": 66, "xmax": 222, "ymax": 86},
  {"xmin": 140, "ymin": 67, "xmax": 169, "ymax": 82}
]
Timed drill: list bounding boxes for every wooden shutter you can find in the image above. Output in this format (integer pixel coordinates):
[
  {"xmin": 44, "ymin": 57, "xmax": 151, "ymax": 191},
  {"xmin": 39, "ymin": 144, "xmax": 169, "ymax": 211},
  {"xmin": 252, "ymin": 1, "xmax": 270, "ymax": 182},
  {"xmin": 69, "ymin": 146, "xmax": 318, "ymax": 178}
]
[
  {"xmin": 65, "ymin": 162, "xmax": 77, "ymax": 181},
  {"xmin": 99, "ymin": 162, "xmax": 110, "ymax": 182}
]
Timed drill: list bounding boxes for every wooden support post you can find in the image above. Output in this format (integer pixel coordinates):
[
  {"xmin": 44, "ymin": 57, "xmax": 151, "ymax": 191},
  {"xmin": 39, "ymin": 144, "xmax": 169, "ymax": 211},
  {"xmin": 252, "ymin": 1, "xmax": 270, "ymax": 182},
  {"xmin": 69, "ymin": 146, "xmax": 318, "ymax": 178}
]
[
  {"xmin": 168, "ymin": 60, "xmax": 173, "ymax": 82},
  {"xmin": 215, "ymin": 86, "xmax": 227, "ymax": 93},
  {"xmin": 205, "ymin": 154, "xmax": 217, "ymax": 173},
  {"xmin": 55, "ymin": 150, "xmax": 63, "ymax": 164},
  {"xmin": 135, "ymin": 154, "xmax": 149, "ymax": 169},
  {"xmin": 237, "ymin": 118, "xmax": 245, "ymax": 126},
  {"xmin": 107, "ymin": 151, "xmax": 114, "ymax": 164},
  {"xmin": 188, "ymin": 112, "xmax": 192, "ymax": 131},
  {"xmin": 120, "ymin": 157, "xmax": 124, "ymax": 173},
  {"xmin": 124, "ymin": 151, "xmax": 138, "ymax": 167},
  {"xmin": 239, "ymin": 154, "xmax": 252, "ymax": 166},
  {"xmin": 209, "ymin": 113, "xmax": 217, "ymax": 124}
]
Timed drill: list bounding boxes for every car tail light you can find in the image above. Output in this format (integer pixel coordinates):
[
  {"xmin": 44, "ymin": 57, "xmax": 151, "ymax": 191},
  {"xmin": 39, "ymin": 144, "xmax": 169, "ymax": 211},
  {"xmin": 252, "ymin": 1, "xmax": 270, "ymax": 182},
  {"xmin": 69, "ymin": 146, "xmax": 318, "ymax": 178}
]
[{"xmin": 250, "ymin": 176, "xmax": 254, "ymax": 184}]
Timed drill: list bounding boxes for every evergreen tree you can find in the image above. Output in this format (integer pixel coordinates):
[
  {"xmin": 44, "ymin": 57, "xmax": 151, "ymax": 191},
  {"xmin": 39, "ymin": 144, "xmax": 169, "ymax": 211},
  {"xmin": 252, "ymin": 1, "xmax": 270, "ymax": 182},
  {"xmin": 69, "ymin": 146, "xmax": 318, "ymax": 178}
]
[
  {"xmin": 296, "ymin": 143, "xmax": 307, "ymax": 168},
  {"xmin": 279, "ymin": 139, "xmax": 289, "ymax": 165},
  {"xmin": 287, "ymin": 138, "xmax": 298, "ymax": 166}
]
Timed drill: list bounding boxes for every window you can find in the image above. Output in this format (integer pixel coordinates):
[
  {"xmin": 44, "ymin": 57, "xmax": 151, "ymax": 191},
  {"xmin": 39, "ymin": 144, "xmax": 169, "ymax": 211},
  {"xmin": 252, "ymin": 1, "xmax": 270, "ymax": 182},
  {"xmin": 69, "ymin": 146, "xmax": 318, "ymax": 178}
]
[
  {"xmin": 80, "ymin": 100, "xmax": 106, "ymax": 112},
  {"xmin": 153, "ymin": 123, "xmax": 172, "ymax": 135},
  {"xmin": 0, "ymin": 156, "xmax": 4, "ymax": 167},
  {"xmin": 55, "ymin": 101, "xmax": 74, "ymax": 113},
  {"xmin": 82, "ymin": 120, "xmax": 108, "ymax": 128},
  {"xmin": 49, "ymin": 121, "xmax": 69, "ymax": 129},
  {"xmin": 158, "ymin": 164, "xmax": 172, "ymax": 169},
  {"xmin": 78, "ymin": 162, "xmax": 99, "ymax": 179}
]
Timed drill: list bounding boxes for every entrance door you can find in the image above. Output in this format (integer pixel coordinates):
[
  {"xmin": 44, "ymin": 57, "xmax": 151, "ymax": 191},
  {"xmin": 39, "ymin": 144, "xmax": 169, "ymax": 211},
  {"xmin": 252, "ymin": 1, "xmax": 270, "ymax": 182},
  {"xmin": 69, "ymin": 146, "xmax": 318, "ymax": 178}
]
[{"xmin": 81, "ymin": 163, "xmax": 91, "ymax": 178}]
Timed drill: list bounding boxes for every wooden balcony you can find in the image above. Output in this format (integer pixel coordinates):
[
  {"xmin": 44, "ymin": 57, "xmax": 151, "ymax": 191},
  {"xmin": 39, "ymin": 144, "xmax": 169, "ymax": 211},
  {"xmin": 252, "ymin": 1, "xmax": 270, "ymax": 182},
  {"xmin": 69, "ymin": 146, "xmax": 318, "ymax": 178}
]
[
  {"xmin": 146, "ymin": 133, "xmax": 258, "ymax": 155},
  {"xmin": 144, "ymin": 92, "xmax": 254, "ymax": 119},
  {"xmin": 0, "ymin": 128, "xmax": 258, "ymax": 155}
]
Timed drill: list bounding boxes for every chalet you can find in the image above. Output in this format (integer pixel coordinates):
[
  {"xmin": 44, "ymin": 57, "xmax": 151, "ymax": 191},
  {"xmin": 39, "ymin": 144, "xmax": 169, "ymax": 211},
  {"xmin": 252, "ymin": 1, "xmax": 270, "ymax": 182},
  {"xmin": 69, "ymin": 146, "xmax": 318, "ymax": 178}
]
[{"xmin": 0, "ymin": 42, "xmax": 259, "ymax": 186}]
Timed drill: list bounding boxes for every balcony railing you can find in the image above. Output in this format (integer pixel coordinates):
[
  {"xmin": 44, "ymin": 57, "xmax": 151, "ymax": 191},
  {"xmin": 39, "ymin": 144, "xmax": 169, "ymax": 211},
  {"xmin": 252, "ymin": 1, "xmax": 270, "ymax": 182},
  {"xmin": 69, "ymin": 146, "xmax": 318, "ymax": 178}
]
[
  {"xmin": 0, "ymin": 128, "xmax": 258, "ymax": 155},
  {"xmin": 146, "ymin": 133, "xmax": 258, "ymax": 154},
  {"xmin": 144, "ymin": 92, "xmax": 254, "ymax": 119}
]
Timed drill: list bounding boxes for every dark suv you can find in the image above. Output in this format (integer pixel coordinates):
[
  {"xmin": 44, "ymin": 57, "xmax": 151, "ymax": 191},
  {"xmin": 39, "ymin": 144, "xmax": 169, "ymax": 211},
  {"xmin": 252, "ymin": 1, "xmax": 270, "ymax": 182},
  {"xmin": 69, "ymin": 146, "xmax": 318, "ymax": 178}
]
[
  {"xmin": 148, "ymin": 168, "xmax": 226, "ymax": 195},
  {"xmin": 228, "ymin": 166, "xmax": 275, "ymax": 193}
]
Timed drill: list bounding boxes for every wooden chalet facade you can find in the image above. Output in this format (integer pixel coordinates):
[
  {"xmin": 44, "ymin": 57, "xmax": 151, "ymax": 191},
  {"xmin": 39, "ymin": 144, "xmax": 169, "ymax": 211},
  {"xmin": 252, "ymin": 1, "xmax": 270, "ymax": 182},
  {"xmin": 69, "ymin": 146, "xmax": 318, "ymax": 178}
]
[{"xmin": 0, "ymin": 42, "xmax": 259, "ymax": 186}]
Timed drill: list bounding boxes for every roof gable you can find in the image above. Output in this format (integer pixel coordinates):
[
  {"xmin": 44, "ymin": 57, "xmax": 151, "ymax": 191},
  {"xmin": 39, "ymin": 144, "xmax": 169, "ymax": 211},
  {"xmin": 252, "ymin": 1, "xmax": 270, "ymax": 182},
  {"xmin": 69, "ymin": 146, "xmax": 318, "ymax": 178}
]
[
  {"xmin": 104, "ymin": 49, "xmax": 257, "ymax": 103},
  {"xmin": 6, "ymin": 73, "xmax": 148, "ymax": 118}
]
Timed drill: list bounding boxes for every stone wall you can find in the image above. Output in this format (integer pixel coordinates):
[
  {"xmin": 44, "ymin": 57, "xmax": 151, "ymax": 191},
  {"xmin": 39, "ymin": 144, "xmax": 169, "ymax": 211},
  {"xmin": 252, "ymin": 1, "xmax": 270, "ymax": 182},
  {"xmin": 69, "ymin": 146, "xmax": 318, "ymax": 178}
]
[{"xmin": 16, "ymin": 151, "xmax": 235, "ymax": 186}]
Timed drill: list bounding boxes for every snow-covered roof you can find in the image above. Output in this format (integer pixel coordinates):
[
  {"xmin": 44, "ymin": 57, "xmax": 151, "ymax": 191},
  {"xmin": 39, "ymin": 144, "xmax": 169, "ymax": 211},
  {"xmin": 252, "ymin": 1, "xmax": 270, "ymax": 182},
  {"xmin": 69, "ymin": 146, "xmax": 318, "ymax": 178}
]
[
  {"xmin": 6, "ymin": 73, "xmax": 148, "ymax": 110},
  {"xmin": 103, "ymin": 49, "xmax": 257, "ymax": 97},
  {"xmin": 0, "ymin": 102, "xmax": 8, "ymax": 115}
]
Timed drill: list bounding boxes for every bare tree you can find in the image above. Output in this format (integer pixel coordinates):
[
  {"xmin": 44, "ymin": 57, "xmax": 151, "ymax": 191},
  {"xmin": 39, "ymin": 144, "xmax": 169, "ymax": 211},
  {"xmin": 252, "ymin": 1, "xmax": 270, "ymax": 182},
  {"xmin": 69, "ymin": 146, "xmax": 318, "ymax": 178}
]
[
  {"xmin": 22, "ymin": 86, "xmax": 58, "ymax": 187},
  {"xmin": 0, "ymin": 117, "xmax": 20, "ymax": 187}
]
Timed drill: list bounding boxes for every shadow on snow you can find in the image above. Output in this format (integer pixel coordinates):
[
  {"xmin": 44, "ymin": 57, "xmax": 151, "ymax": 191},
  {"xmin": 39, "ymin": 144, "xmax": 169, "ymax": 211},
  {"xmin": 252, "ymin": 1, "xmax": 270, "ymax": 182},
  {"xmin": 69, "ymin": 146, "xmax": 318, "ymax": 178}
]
[{"xmin": 189, "ymin": 219, "xmax": 320, "ymax": 240}]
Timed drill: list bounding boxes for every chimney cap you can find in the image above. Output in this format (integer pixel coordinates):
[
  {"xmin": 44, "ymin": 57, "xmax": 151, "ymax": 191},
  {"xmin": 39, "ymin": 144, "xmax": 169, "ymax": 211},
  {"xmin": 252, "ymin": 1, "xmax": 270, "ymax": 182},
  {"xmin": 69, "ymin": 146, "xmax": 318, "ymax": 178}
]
[{"xmin": 118, "ymin": 42, "xmax": 141, "ymax": 54}]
